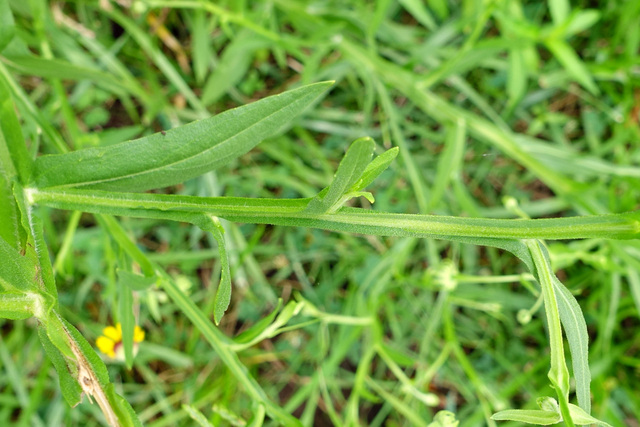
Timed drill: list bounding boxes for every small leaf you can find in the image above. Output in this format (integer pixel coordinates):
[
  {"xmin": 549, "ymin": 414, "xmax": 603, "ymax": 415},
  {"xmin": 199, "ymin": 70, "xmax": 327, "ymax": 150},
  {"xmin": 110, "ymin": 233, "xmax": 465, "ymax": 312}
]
[
  {"xmin": 52, "ymin": 315, "xmax": 143, "ymax": 426},
  {"xmin": 305, "ymin": 137, "xmax": 375, "ymax": 214},
  {"xmin": 537, "ymin": 396, "xmax": 560, "ymax": 413},
  {"xmin": 349, "ymin": 146, "xmax": 399, "ymax": 193},
  {"xmin": 234, "ymin": 299, "xmax": 283, "ymax": 344},
  {"xmin": 491, "ymin": 409, "xmax": 561, "ymax": 425},
  {"xmin": 427, "ymin": 410, "xmax": 459, "ymax": 427},
  {"xmin": 552, "ymin": 277, "xmax": 591, "ymax": 413},
  {"xmin": 37, "ymin": 326, "xmax": 83, "ymax": 407},
  {"xmin": 194, "ymin": 215, "xmax": 232, "ymax": 325},
  {"xmin": 33, "ymin": 82, "xmax": 333, "ymax": 192},
  {"xmin": 567, "ymin": 403, "xmax": 613, "ymax": 426}
]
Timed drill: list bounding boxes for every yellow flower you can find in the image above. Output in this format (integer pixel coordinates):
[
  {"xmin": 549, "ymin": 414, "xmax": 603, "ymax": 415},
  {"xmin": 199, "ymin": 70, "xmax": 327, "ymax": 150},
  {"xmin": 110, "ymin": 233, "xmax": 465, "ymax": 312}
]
[{"xmin": 96, "ymin": 323, "xmax": 145, "ymax": 360}]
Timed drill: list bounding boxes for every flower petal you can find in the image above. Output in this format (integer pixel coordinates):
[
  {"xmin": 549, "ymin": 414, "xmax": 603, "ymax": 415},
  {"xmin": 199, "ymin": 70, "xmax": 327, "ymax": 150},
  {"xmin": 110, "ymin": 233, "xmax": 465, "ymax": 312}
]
[
  {"xmin": 133, "ymin": 326, "xmax": 145, "ymax": 343},
  {"xmin": 103, "ymin": 325, "xmax": 121, "ymax": 341},
  {"xmin": 96, "ymin": 336, "xmax": 116, "ymax": 358}
]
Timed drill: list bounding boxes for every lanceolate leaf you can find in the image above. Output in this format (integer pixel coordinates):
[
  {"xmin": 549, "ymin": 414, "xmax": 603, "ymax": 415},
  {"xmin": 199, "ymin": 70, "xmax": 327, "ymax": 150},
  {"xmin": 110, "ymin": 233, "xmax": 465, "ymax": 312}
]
[
  {"xmin": 33, "ymin": 82, "xmax": 333, "ymax": 192},
  {"xmin": 552, "ymin": 277, "xmax": 591, "ymax": 414},
  {"xmin": 37, "ymin": 326, "xmax": 83, "ymax": 407},
  {"xmin": 305, "ymin": 137, "xmax": 376, "ymax": 214},
  {"xmin": 490, "ymin": 409, "xmax": 561, "ymax": 425},
  {"xmin": 192, "ymin": 215, "xmax": 232, "ymax": 325},
  {"xmin": 349, "ymin": 146, "xmax": 399, "ymax": 193}
]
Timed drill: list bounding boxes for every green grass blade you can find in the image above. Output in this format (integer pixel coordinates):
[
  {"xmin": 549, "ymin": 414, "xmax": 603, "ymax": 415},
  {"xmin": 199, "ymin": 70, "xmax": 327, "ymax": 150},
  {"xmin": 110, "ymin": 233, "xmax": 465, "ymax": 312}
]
[
  {"xmin": 104, "ymin": 7, "xmax": 207, "ymax": 115},
  {"xmin": 398, "ymin": 0, "xmax": 437, "ymax": 30},
  {"xmin": 1, "ymin": 55, "xmax": 134, "ymax": 99},
  {"xmin": 0, "ymin": 74, "xmax": 31, "ymax": 184},
  {"xmin": 33, "ymin": 82, "xmax": 333, "ymax": 192},
  {"xmin": 544, "ymin": 38, "xmax": 599, "ymax": 96},
  {"xmin": 158, "ymin": 271, "xmax": 302, "ymax": 426},
  {"xmin": 548, "ymin": 0, "xmax": 570, "ymax": 25},
  {"xmin": 428, "ymin": 119, "xmax": 466, "ymax": 211},
  {"xmin": 118, "ymin": 272, "xmax": 136, "ymax": 369},
  {"xmin": 201, "ymin": 29, "xmax": 269, "ymax": 106},
  {"xmin": 0, "ymin": 0, "xmax": 15, "ymax": 52}
]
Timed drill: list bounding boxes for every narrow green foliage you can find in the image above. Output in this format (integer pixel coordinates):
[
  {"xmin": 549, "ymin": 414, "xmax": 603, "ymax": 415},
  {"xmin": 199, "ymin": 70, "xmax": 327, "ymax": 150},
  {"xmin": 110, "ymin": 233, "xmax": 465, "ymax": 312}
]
[
  {"xmin": 118, "ymin": 272, "xmax": 136, "ymax": 368},
  {"xmin": 0, "ymin": 75, "xmax": 31, "ymax": 183},
  {"xmin": 33, "ymin": 82, "xmax": 333, "ymax": 192},
  {"xmin": 491, "ymin": 409, "xmax": 561, "ymax": 425},
  {"xmin": 0, "ymin": 0, "xmax": 15, "ymax": 52},
  {"xmin": 544, "ymin": 38, "xmax": 599, "ymax": 95},
  {"xmin": 548, "ymin": 0, "xmax": 570, "ymax": 25},
  {"xmin": 192, "ymin": 215, "xmax": 232, "ymax": 325},
  {"xmin": 37, "ymin": 326, "xmax": 83, "ymax": 407},
  {"xmin": 552, "ymin": 277, "xmax": 591, "ymax": 413}
]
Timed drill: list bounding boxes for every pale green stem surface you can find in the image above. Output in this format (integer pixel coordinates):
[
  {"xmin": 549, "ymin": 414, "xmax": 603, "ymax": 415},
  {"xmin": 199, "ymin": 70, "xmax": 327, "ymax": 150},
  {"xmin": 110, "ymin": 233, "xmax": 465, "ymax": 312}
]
[{"xmin": 27, "ymin": 188, "xmax": 640, "ymax": 241}]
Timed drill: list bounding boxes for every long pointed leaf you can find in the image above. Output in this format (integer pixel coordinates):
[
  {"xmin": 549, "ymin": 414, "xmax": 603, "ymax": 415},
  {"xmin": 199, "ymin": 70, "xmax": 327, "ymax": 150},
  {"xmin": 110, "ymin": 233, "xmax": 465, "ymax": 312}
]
[
  {"xmin": 553, "ymin": 277, "xmax": 591, "ymax": 413},
  {"xmin": 33, "ymin": 82, "xmax": 333, "ymax": 192}
]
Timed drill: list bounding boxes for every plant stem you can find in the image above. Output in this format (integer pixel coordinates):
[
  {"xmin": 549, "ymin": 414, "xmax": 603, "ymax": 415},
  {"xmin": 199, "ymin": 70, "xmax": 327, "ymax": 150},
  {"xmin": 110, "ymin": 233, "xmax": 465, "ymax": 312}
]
[{"xmin": 27, "ymin": 187, "xmax": 640, "ymax": 241}]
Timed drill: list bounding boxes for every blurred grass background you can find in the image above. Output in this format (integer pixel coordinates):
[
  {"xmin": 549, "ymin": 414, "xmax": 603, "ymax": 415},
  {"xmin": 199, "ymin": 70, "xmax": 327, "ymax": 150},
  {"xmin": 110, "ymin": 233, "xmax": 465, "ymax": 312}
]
[{"xmin": 1, "ymin": 0, "xmax": 639, "ymax": 425}]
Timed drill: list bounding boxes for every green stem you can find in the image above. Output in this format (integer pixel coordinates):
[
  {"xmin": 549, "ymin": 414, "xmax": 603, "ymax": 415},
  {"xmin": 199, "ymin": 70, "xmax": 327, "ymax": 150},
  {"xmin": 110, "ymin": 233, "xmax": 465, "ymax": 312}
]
[{"xmin": 27, "ymin": 187, "xmax": 640, "ymax": 241}]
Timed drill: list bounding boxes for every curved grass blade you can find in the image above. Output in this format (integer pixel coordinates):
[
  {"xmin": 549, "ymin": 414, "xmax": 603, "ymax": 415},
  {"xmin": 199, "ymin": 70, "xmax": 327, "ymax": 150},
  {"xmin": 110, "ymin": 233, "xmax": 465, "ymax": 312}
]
[
  {"xmin": 33, "ymin": 82, "xmax": 333, "ymax": 192},
  {"xmin": 0, "ymin": 74, "xmax": 31, "ymax": 184},
  {"xmin": 0, "ymin": 0, "xmax": 15, "ymax": 52}
]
